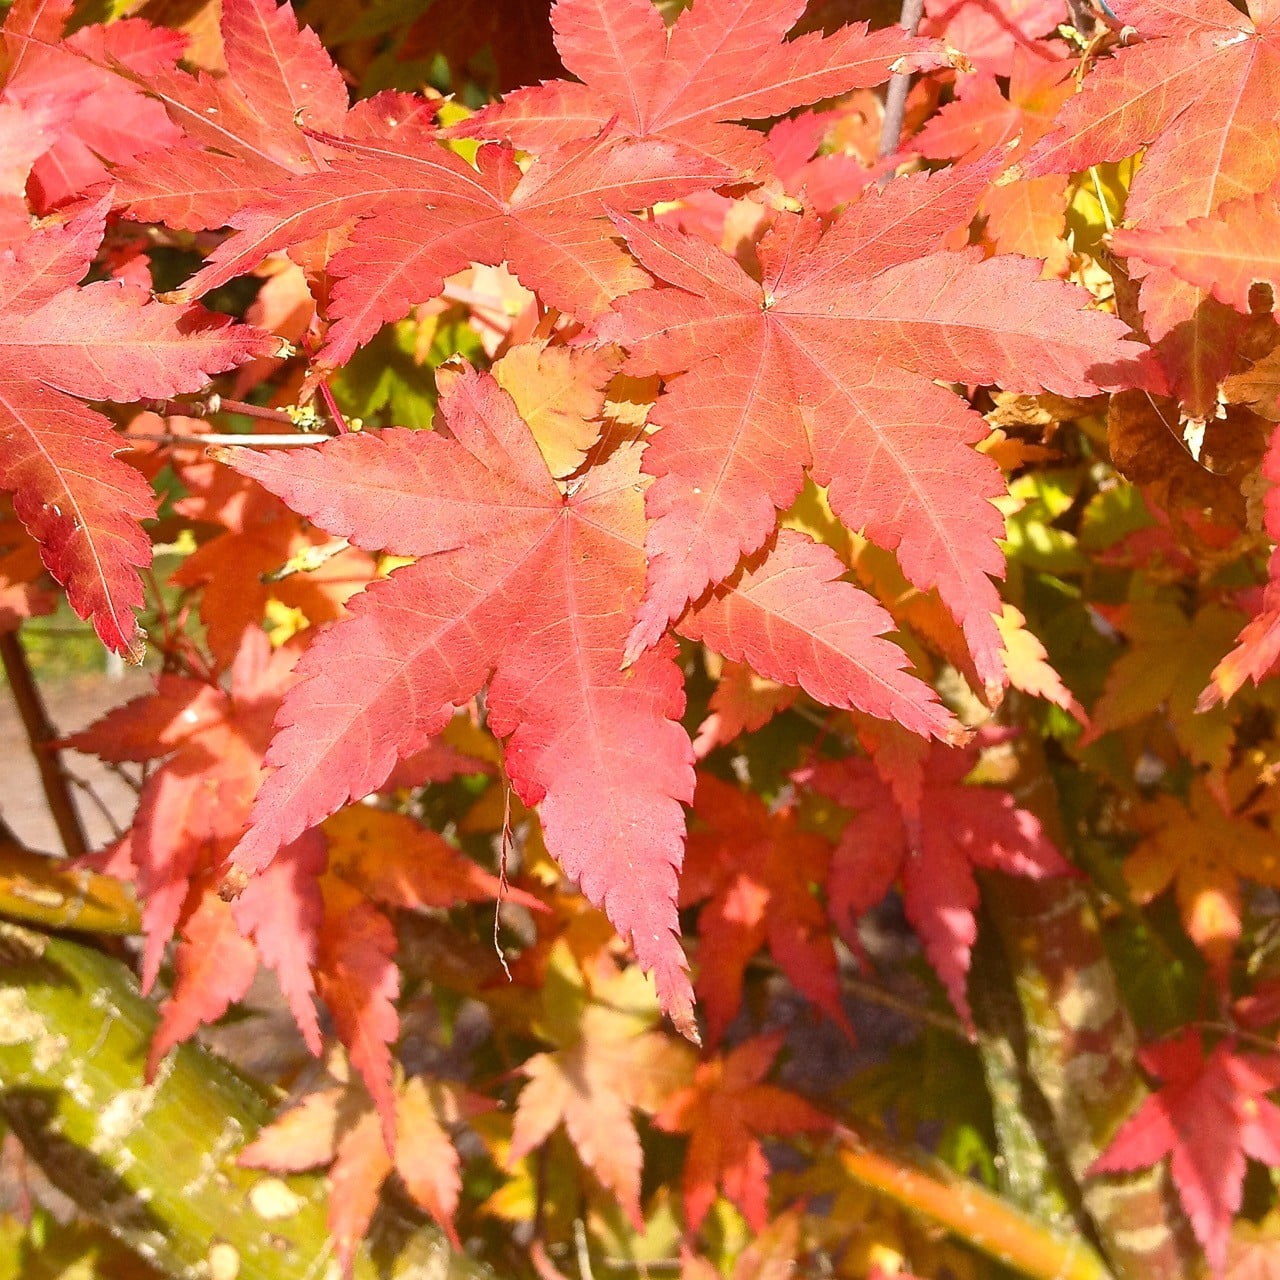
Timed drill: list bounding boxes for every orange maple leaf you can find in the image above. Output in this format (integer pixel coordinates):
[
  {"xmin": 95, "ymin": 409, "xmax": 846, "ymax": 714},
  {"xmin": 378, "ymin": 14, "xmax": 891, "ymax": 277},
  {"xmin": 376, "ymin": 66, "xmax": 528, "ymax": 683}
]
[
  {"xmin": 1124, "ymin": 779, "xmax": 1280, "ymax": 979},
  {"xmin": 656, "ymin": 1034, "xmax": 830, "ymax": 1233},
  {"xmin": 239, "ymin": 1072, "xmax": 482, "ymax": 1274},
  {"xmin": 508, "ymin": 949, "xmax": 695, "ymax": 1227}
]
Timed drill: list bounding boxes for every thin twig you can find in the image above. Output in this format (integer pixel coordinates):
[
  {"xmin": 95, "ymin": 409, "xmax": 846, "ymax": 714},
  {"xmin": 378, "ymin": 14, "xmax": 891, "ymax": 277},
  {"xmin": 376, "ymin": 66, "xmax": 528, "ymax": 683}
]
[
  {"xmin": 300, "ymin": 333, "xmax": 352, "ymax": 435},
  {"xmin": 100, "ymin": 759, "xmax": 143, "ymax": 797},
  {"xmin": 494, "ymin": 763, "xmax": 514, "ymax": 984},
  {"xmin": 125, "ymin": 432, "xmax": 329, "ymax": 448},
  {"xmin": 878, "ymin": 0, "xmax": 927, "ymax": 159},
  {"xmin": 66, "ymin": 774, "xmax": 127, "ymax": 843},
  {"xmin": 1089, "ymin": 166, "xmax": 1115, "ymax": 233},
  {"xmin": 0, "ymin": 632, "xmax": 88, "ymax": 858},
  {"xmin": 139, "ymin": 395, "xmax": 299, "ymax": 426},
  {"xmin": 842, "ymin": 972, "xmax": 969, "ymax": 1038}
]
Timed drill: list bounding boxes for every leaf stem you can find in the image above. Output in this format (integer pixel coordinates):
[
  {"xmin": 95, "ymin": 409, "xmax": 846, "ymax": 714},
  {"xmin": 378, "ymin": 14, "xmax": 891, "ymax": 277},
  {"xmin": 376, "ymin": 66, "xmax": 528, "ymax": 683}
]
[
  {"xmin": 1192, "ymin": 1021, "xmax": 1280, "ymax": 1056},
  {"xmin": 65, "ymin": 772, "xmax": 127, "ymax": 843},
  {"xmin": 300, "ymin": 333, "xmax": 352, "ymax": 434},
  {"xmin": 1089, "ymin": 167, "xmax": 1116, "ymax": 233}
]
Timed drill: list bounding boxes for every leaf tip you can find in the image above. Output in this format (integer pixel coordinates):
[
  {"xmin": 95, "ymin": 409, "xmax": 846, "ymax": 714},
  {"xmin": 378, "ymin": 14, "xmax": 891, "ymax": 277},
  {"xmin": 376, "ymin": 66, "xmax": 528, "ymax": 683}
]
[
  {"xmin": 121, "ymin": 626, "xmax": 148, "ymax": 666},
  {"xmin": 218, "ymin": 866, "xmax": 250, "ymax": 901},
  {"xmin": 674, "ymin": 1009, "xmax": 702, "ymax": 1047},
  {"xmin": 1197, "ymin": 682, "xmax": 1226, "ymax": 713}
]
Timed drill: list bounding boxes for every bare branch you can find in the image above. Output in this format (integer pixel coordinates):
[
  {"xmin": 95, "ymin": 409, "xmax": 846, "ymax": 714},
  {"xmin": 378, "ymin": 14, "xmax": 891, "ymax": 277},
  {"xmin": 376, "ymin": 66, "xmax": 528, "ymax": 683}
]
[{"xmin": 878, "ymin": 0, "xmax": 927, "ymax": 159}]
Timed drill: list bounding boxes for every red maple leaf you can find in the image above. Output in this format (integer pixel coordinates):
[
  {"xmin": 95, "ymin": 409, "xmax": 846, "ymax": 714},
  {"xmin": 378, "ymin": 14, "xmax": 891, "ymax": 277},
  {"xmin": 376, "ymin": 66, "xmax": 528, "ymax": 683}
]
[
  {"xmin": 212, "ymin": 360, "xmax": 950, "ymax": 1036},
  {"xmin": 0, "ymin": 98, "xmax": 63, "ymax": 237},
  {"xmin": 595, "ymin": 168, "xmax": 1143, "ymax": 695},
  {"xmin": 312, "ymin": 802, "xmax": 547, "ymax": 1131},
  {"xmin": 799, "ymin": 744, "xmax": 1072, "ymax": 1025},
  {"xmin": 914, "ymin": 53, "xmax": 1073, "ymax": 166},
  {"xmin": 105, "ymin": 0, "xmax": 355, "ymax": 233},
  {"xmin": 169, "ymin": 506, "xmax": 378, "ymax": 667},
  {"xmin": 1021, "ymin": 0, "xmax": 1280, "ymax": 411},
  {"xmin": 69, "ymin": 623, "xmax": 523, "ymax": 1115},
  {"xmin": 0, "ymin": 198, "xmax": 277, "ymax": 658},
  {"xmin": 1203, "ymin": 425, "xmax": 1280, "ymax": 704},
  {"xmin": 454, "ymin": 0, "xmax": 950, "ymax": 171},
  {"xmin": 655, "ymin": 1032, "xmax": 831, "ymax": 1232},
  {"xmin": 692, "ymin": 660, "xmax": 799, "ymax": 758},
  {"xmin": 1, "ymin": 0, "xmax": 185, "ymax": 213},
  {"xmin": 1111, "ymin": 186, "xmax": 1280, "ymax": 321},
  {"xmin": 681, "ymin": 774, "xmax": 850, "ymax": 1046},
  {"xmin": 322, "ymin": 804, "xmax": 543, "ymax": 915},
  {"xmin": 920, "ymin": 0, "xmax": 1062, "ymax": 76},
  {"xmin": 0, "ymin": 499, "xmax": 54, "ymax": 631},
  {"xmin": 315, "ymin": 877, "xmax": 401, "ymax": 1145},
  {"xmin": 147, "ymin": 885, "xmax": 261, "ymax": 1076},
  {"xmin": 1091, "ymin": 1031, "xmax": 1280, "ymax": 1275},
  {"xmin": 63, "ymin": 627, "xmax": 301, "ymax": 987},
  {"xmin": 185, "ymin": 803, "xmax": 534, "ymax": 1135},
  {"xmin": 64, "ymin": 635, "xmax": 331, "ymax": 1077},
  {"xmin": 174, "ymin": 124, "xmax": 730, "ymax": 371},
  {"xmin": 230, "ymin": 828, "xmax": 328, "ymax": 1055}
]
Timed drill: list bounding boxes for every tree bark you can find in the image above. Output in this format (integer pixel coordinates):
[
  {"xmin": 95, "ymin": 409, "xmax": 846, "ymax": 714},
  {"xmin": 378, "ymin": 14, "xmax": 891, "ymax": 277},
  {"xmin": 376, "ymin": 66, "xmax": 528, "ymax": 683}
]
[
  {"xmin": 0, "ymin": 922, "xmax": 513, "ymax": 1280},
  {"xmin": 984, "ymin": 874, "xmax": 1199, "ymax": 1280}
]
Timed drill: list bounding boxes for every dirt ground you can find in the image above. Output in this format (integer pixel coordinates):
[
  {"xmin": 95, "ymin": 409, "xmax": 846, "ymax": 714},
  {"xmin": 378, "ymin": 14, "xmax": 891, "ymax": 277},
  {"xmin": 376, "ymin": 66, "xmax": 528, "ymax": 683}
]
[{"xmin": 1, "ymin": 665, "xmax": 155, "ymax": 854}]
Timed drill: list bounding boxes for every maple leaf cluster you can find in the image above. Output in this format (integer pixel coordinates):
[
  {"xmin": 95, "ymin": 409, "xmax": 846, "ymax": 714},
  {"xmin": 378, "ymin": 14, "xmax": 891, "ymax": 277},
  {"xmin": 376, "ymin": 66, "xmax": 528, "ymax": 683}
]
[{"xmin": 9, "ymin": 0, "xmax": 1280, "ymax": 1275}]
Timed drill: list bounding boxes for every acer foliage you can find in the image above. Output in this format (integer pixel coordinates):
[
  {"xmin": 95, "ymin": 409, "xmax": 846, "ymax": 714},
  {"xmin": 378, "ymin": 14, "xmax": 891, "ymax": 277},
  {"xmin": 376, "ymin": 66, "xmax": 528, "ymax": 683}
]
[
  {"xmin": 215, "ymin": 363, "xmax": 952, "ymax": 1033},
  {"xmin": 0, "ymin": 197, "xmax": 276, "ymax": 660},
  {"xmin": 595, "ymin": 188, "xmax": 1140, "ymax": 688},
  {"xmin": 456, "ymin": 0, "xmax": 949, "ymax": 164},
  {"xmin": 5, "ymin": 0, "xmax": 1280, "ymax": 1276},
  {"xmin": 681, "ymin": 774, "xmax": 851, "ymax": 1045},
  {"xmin": 655, "ymin": 1031, "xmax": 831, "ymax": 1233},
  {"xmin": 1091, "ymin": 1032, "xmax": 1280, "ymax": 1273},
  {"xmin": 801, "ymin": 742, "xmax": 1072, "ymax": 1027},
  {"xmin": 1020, "ymin": 0, "xmax": 1280, "ymax": 410}
]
